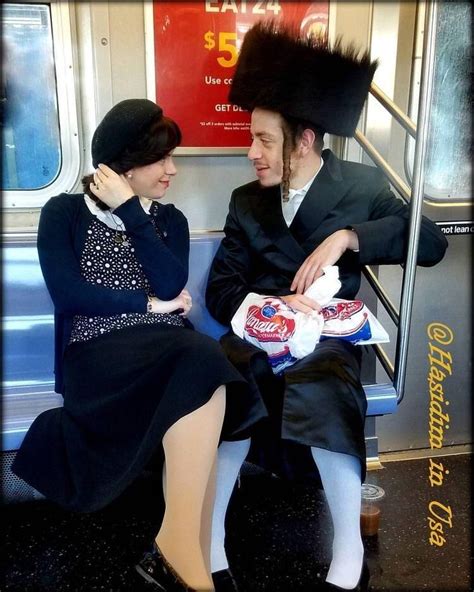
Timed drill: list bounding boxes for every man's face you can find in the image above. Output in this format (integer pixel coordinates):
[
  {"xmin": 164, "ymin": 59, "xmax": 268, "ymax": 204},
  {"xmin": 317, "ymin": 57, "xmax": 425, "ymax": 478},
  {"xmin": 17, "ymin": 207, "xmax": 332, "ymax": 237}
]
[{"xmin": 248, "ymin": 108, "xmax": 285, "ymax": 187}]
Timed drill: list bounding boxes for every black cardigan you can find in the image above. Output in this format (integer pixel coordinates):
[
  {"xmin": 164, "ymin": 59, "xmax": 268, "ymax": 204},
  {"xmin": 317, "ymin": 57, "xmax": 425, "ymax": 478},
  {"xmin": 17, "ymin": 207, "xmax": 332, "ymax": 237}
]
[{"xmin": 37, "ymin": 193, "xmax": 190, "ymax": 393}]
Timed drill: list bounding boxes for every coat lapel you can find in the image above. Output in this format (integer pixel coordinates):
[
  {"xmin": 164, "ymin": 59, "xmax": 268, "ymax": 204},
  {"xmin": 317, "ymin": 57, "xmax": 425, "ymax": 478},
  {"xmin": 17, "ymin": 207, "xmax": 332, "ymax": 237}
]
[
  {"xmin": 250, "ymin": 184, "xmax": 306, "ymax": 263},
  {"xmin": 290, "ymin": 150, "xmax": 352, "ymax": 244}
]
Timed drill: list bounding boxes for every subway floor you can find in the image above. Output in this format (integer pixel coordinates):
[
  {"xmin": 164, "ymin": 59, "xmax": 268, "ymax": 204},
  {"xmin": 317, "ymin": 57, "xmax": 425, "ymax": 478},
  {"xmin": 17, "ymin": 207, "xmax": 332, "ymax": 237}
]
[{"xmin": 2, "ymin": 452, "xmax": 471, "ymax": 592}]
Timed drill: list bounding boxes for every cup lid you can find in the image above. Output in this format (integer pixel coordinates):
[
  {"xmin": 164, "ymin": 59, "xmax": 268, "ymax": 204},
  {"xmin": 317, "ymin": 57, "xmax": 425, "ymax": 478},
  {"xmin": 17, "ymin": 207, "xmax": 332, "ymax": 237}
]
[{"xmin": 361, "ymin": 483, "xmax": 385, "ymax": 500}]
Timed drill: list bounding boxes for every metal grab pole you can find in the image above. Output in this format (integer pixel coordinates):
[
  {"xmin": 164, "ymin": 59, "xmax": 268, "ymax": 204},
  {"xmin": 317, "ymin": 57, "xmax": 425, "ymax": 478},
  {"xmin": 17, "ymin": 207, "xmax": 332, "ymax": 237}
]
[
  {"xmin": 369, "ymin": 82, "xmax": 417, "ymax": 139},
  {"xmin": 354, "ymin": 130, "xmax": 412, "ymax": 203},
  {"xmin": 394, "ymin": 1, "xmax": 438, "ymax": 403}
]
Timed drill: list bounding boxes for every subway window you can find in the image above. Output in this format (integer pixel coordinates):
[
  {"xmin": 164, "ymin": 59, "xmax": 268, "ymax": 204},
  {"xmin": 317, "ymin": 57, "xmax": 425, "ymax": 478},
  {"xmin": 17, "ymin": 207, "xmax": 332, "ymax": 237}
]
[
  {"xmin": 407, "ymin": 0, "xmax": 471, "ymax": 204},
  {"xmin": 2, "ymin": 4, "xmax": 60, "ymax": 190},
  {"xmin": 2, "ymin": 2, "xmax": 80, "ymax": 208}
]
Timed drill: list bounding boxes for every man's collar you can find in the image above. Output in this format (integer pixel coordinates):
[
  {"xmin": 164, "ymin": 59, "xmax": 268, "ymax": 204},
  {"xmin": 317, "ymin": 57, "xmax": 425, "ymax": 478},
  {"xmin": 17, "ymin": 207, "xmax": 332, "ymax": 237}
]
[
  {"xmin": 285, "ymin": 156, "xmax": 325, "ymax": 200},
  {"xmin": 320, "ymin": 149, "xmax": 343, "ymax": 182}
]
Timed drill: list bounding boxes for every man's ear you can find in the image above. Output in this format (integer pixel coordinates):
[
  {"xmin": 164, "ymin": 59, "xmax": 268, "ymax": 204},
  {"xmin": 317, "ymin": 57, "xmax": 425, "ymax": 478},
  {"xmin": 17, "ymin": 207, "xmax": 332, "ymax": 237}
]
[{"xmin": 298, "ymin": 128, "xmax": 316, "ymax": 156}]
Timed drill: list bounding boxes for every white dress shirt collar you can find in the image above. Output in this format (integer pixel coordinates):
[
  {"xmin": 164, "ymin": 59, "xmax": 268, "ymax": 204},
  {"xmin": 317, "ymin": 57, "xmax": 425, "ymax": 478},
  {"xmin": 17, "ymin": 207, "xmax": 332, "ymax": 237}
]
[{"xmin": 281, "ymin": 157, "xmax": 324, "ymax": 226}]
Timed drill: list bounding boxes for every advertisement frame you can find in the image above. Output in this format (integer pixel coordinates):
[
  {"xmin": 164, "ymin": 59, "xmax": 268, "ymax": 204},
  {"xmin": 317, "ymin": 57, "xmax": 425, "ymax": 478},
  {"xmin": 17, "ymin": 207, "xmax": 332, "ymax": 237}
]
[
  {"xmin": 144, "ymin": 1, "xmax": 248, "ymax": 155},
  {"xmin": 144, "ymin": 1, "xmax": 329, "ymax": 155}
]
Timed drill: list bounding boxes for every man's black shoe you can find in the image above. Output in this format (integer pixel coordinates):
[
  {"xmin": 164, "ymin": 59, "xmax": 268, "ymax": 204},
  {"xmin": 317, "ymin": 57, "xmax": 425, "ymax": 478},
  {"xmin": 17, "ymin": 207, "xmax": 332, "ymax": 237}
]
[{"xmin": 212, "ymin": 568, "xmax": 239, "ymax": 592}]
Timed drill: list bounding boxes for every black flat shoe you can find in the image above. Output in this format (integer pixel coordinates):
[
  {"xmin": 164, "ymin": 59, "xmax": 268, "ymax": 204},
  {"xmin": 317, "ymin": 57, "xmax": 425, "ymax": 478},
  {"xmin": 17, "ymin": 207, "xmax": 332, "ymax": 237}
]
[
  {"xmin": 212, "ymin": 568, "xmax": 239, "ymax": 592},
  {"xmin": 321, "ymin": 562, "xmax": 370, "ymax": 592},
  {"xmin": 135, "ymin": 542, "xmax": 197, "ymax": 591}
]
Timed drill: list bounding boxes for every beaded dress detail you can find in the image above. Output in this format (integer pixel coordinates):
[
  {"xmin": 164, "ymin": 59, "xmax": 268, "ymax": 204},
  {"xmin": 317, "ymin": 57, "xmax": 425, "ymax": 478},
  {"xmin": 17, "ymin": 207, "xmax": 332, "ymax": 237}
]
[{"xmin": 70, "ymin": 215, "xmax": 184, "ymax": 344}]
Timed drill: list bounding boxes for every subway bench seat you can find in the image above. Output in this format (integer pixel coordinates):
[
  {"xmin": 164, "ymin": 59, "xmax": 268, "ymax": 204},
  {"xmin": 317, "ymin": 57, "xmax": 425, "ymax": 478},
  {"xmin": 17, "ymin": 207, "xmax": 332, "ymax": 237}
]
[{"xmin": 2, "ymin": 233, "xmax": 397, "ymax": 453}]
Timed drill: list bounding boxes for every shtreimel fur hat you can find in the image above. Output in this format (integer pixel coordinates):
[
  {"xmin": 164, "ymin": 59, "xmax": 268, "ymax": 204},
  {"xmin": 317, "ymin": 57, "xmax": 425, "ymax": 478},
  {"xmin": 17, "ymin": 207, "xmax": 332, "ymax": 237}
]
[{"xmin": 229, "ymin": 21, "xmax": 378, "ymax": 137}]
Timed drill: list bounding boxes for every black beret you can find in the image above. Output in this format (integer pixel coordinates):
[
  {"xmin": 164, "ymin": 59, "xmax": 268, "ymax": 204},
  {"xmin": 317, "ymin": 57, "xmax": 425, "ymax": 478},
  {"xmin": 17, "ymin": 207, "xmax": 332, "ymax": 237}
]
[{"xmin": 91, "ymin": 99, "xmax": 163, "ymax": 168}]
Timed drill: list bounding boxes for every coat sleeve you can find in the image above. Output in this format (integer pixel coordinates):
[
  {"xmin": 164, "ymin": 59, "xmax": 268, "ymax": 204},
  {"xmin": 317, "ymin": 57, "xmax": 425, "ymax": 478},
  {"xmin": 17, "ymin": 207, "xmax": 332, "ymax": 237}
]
[
  {"xmin": 206, "ymin": 193, "xmax": 252, "ymax": 326},
  {"xmin": 114, "ymin": 198, "xmax": 189, "ymax": 300},
  {"xmin": 37, "ymin": 196, "xmax": 185, "ymax": 316},
  {"xmin": 350, "ymin": 174, "xmax": 448, "ymax": 266}
]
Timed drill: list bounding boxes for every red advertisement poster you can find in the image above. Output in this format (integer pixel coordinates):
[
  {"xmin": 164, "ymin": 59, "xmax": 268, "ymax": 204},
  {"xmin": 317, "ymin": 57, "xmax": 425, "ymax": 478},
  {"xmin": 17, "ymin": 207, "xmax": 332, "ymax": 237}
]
[{"xmin": 153, "ymin": 1, "xmax": 329, "ymax": 151}]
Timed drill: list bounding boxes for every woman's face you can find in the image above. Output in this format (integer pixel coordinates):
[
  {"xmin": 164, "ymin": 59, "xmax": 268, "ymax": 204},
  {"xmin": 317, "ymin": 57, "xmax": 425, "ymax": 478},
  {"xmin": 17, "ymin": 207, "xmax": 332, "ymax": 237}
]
[{"xmin": 127, "ymin": 153, "xmax": 177, "ymax": 200}]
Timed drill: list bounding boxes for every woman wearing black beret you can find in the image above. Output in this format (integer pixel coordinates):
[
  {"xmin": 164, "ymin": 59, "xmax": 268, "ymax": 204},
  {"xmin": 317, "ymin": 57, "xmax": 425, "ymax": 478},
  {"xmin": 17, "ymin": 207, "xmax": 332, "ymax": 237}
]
[{"xmin": 12, "ymin": 99, "xmax": 263, "ymax": 592}]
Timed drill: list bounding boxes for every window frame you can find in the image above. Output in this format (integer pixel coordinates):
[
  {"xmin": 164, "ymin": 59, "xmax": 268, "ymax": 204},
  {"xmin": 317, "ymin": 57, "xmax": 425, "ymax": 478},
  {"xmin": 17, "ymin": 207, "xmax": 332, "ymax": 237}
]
[
  {"xmin": 2, "ymin": 0, "xmax": 81, "ymax": 209},
  {"xmin": 404, "ymin": 0, "xmax": 471, "ymax": 207}
]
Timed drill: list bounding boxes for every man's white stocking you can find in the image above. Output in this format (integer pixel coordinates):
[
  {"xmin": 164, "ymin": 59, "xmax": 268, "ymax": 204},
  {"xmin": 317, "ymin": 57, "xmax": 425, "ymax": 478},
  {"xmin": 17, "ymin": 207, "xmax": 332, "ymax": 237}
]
[
  {"xmin": 210, "ymin": 438, "xmax": 251, "ymax": 573},
  {"xmin": 311, "ymin": 446, "xmax": 364, "ymax": 589}
]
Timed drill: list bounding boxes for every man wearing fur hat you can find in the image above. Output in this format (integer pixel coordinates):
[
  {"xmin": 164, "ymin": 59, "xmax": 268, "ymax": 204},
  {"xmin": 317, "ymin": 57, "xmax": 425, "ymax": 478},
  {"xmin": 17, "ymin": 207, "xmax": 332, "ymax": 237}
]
[{"xmin": 206, "ymin": 22, "xmax": 447, "ymax": 591}]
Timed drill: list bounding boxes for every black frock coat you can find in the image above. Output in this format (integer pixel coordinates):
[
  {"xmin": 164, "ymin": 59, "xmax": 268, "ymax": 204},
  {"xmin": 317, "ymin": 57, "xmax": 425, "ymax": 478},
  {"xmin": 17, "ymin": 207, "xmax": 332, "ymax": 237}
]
[{"xmin": 206, "ymin": 149, "xmax": 448, "ymax": 480}]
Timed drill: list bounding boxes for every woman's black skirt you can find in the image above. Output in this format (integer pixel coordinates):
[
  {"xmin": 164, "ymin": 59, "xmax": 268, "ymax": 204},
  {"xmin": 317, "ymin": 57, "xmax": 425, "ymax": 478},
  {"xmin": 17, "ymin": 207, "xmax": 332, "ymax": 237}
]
[{"xmin": 12, "ymin": 324, "xmax": 266, "ymax": 512}]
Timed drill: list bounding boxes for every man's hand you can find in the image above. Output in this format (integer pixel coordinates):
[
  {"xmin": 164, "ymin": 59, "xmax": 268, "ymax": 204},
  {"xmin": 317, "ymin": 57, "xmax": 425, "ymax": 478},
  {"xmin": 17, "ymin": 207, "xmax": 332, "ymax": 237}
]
[
  {"xmin": 90, "ymin": 163, "xmax": 136, "ymax": 210},
  {"xmin": 281, "ymin": 294, "xmax": 321, "ymax": 315},
  {"xmin": 291, "ymin": 229, "xmax": 359, "ymax": 294}
]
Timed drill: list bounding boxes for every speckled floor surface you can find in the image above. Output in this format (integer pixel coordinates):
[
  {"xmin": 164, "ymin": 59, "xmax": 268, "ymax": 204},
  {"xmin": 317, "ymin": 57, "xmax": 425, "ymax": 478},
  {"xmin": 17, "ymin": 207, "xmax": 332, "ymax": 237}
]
[{"xmin": 2, "ymin": 453, "xmax": 471, "ymax": 592}]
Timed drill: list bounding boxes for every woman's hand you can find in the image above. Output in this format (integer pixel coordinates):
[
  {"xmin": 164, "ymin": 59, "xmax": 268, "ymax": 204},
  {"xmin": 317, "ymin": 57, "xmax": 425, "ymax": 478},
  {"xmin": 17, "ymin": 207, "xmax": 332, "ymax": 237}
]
[
  {"xmin": 148, "ymin": 289, "xmax": 193, "ymax": 317},
  {"xmin": 90, "ymin": 163, "xmax": 136, "ymax": 210}
]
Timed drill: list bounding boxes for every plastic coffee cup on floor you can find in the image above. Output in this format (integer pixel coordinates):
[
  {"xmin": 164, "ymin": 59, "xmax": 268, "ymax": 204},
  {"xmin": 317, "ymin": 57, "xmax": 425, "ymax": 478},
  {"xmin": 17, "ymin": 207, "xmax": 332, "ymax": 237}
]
[{"xmin": 360, "ymin": 483, "xmax": 385, "ymax": 536}]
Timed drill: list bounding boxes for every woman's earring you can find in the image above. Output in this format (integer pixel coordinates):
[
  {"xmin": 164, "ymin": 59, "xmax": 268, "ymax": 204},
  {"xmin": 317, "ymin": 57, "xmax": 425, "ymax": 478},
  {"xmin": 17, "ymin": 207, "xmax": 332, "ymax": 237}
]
[{"xmin": 126, "ymin": 173, "xmax": 132, "ymax": 179}]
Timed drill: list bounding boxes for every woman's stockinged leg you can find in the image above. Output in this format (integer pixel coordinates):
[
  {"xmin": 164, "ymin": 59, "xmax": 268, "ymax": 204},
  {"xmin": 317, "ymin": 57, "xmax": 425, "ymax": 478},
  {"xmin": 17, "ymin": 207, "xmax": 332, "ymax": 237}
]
[
  {"xmin": 200, "ymin": 457, "xmax": 217, "ymax": 574},
  {"xmin": 160, "ymin": 457, "xmax": 218, "ymax": 580},
  {"xmin": 157, "ymin": 385, "xmax": 226, "ymax": 590}
]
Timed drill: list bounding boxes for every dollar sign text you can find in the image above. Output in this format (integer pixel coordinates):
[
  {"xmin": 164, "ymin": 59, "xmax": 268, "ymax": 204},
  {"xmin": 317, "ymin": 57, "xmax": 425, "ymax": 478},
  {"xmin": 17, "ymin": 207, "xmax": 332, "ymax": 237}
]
[{"xmin": 204, "ymin": 31, "xmax": 215, "ymax": 50}]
